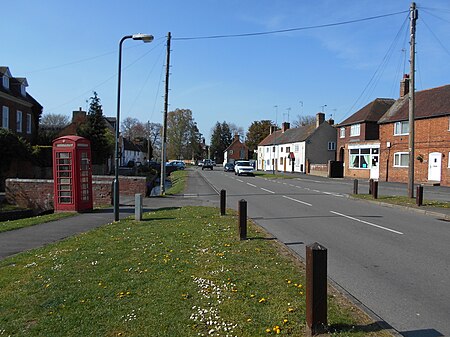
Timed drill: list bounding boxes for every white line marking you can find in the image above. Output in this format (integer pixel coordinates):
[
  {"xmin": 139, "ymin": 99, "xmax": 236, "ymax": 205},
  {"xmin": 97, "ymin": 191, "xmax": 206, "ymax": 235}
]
[
  {"xmin": 313, "ymin": 189, "xmax": 320, "ymax": 193},
  {"xmin": 247, "ymin": 183, "xmax": 257, "ymax": 187},
  {"xmin": 236, "ymin": 179, "xmax": 244, "ymax": 183},
  {"xmin": 261, "ymin": 188, "xmax": 275, "ymax": 194},
  {"xmin": 282, "ymin": 195, "xmax": 312, "ymax": 206},
  {"xmin": 330, "ymin": 211, "xmax": 404, "ymax": 235}
]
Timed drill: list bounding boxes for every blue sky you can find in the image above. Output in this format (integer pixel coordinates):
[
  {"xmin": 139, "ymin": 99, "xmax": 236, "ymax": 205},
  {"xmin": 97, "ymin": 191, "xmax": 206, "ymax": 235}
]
[{"xmin": 3, "ymin": 1, "xmax": 450, "ymax": 141}]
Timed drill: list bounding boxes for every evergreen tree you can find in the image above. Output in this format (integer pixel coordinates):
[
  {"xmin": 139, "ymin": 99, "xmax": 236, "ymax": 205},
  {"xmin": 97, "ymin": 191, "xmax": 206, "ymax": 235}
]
[
  {"xmin": 245, "ymin": 120, "xmax": 274, "ymax": 152},
  {"xmin": 210, "ymin": 121, "xmax": 232, "ymax": 164},
  {"xmin": 77, "ymin": 92, "xmax": 114, "ymax": 165}
]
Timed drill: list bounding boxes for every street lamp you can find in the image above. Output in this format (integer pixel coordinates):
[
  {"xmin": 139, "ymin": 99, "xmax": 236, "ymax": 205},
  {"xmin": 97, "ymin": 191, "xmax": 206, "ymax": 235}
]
[{"xmin": 114, "ymin": 33, "xmax": 154, "ymax": 221}]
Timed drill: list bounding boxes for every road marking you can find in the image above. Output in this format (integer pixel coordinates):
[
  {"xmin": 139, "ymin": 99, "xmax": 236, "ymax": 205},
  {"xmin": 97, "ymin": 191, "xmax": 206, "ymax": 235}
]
[
  {"xmin": 282, "ymin": 195, "xmax": 312, "ymax": 206},
  {"xmin": 313, "ymin": 189, "xmax": 320, "ymax": 193},
  {"xmin": 236, "ymin": 179, "xmax": 244, "ymax": 183},
  {"xmin": 330, "ymin": 211, "xmax": 404, "ymax": 235},
  {"xmin": 247, "ymin": 183, "xmax": 257, "ymax": 187},
  {"xmin": 261, "ymin": 188, "xmax": 275, "ymax": 194}
]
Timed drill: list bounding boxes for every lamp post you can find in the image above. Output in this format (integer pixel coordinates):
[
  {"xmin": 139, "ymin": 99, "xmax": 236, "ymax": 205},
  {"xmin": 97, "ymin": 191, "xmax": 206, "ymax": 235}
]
[{"xmin": 114, "ymin": 33, "xmax": 154, "ymax": 221}]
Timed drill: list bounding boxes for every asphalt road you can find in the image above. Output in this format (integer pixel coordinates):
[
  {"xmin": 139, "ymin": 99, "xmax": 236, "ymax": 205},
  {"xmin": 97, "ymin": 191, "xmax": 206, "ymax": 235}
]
[{"xmin": 198, "ymin": 168, "xmax": 450, "ymax": 337}]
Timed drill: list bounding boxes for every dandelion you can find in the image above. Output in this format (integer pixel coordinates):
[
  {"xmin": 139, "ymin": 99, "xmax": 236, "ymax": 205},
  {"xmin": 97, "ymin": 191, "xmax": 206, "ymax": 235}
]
[
  {"xmin": 287, "ymin": 307, "xmax": 294, "ymax": 312},
  {"xmin": 265, "ymin": 328, "xmax": 271, "ymax": 333},
  {"xmin": 283, "ymin": 319, "xmax": 288, "ymax": 324},
  {"xmin": 247, "ymin": 318, "xmax": 252, "ymax": 322},
  {"xmin": 287, "ymin": 280, "xmax": 292, "ymax": 284},
  {"xmin": 259, "ymin": 298, "xmax": 266, "ymax": 303}
]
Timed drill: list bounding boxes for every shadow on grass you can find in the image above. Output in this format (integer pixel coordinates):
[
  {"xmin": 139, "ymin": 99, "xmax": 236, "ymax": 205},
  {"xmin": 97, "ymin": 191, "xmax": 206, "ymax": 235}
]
[{"xmin": 327, "ymin": 321, "xmax": 391, "ymax": 334}]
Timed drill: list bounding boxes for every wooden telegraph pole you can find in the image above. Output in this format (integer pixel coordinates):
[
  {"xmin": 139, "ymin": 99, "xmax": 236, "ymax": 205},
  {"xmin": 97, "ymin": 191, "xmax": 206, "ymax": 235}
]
[
  {"xmin": 408, "ymin": 3, "xmax": 418, "ymax": 198},
  {"xmin": 160, "ymin": 32, "xmax": 171, "ymax": 195}
]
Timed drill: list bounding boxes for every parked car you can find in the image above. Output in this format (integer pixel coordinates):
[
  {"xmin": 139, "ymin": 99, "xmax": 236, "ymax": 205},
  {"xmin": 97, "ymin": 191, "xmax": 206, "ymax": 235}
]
[
  {"xmin": 202, "ymin": 159, "xmax": 214, "ymax": 170},
  {"xmin": 166, "ymin": 160, "xmax": 185, "ymax": 170},
  {"xmin": 224, "ymin": 163, "xmax": 235, "ymax": 172},
  {"xmin": 234, "ymin": 160, "xmax": 255, "ymax": 176}
]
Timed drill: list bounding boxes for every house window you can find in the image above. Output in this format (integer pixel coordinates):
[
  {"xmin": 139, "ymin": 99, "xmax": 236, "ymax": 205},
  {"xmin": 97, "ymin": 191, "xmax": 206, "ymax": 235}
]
[
  {"xmin": 328, "ymin": 142, "xmax": 336, "ymax": 151},
  {"xmin": 394, "ymin": 121, "xmax": 409, "ymax": 135},
  {"xmin": 281, "ymin": 147, "xmax": 284, "ymax": 153},
  {"xmin": 286, "ymin": 147, "xmax": 290, "ymax": 153},
  {"xmin": 2, "ymin": 75, "xmax": 9, "ymax": 89},
  {"xmin": 2, "ymin": 106, "xmax": 9, "ymax": 129},
  {"xmin": 229, "ymin": 150, "xmax": 234, "ymax": 155},
  {"xmin": 21, "ymin": 84, "xmax": 26, "ymax": 96},
  {"xmin": 394, "ymin": 152, "xmax": 409, "ymax": 167},
  {"xmin": 349, "ymin": 148, "xmax": 370, "ymax": 169},
  {"xmin": 272, "ymin": 146, "xmax": 275, "ymax": 152},
  {"xmin": 266, "ymin": 147, "xmax": 269, "ymax": 153},
  {"xmin": 16, "ymin": 111, "xmax": 23, "ymax": 132},
  {"xmin": 350, "ymin": 124, "xmax": 360, "ymax": 137},
  {"xmin": 26, "ymin": 113, "xmax": 32, "ymax": 134},
  {"xmin": 294, "ymin": 145, "xmax": 299, "ymax": 152},
  {"xmin": 280, "ymin": 157, "xmax": 284, "ymax": 165},
  {"xmin": 448, "ymin": 152, "xmax": 450, "ymax": 168},
  {"xmin": 340, "ymin": 127, "xmax": 345, "ymax": 138}
]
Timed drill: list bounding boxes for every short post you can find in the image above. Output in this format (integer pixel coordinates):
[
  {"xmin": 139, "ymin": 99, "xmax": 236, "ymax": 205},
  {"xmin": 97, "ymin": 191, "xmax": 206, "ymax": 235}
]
[
  {"xmin": 220, "ymin": 189, "xmax": 226, "ymax": 216},
  {"xmin": 372, "ymin": 181, "xmax": 378, "ymax": 199},
  {"xmin": 353, "ymin": 179, "xmax": 358, "ymax": 194},
  {"xmin": 416, "ymin": 185, "xmax": 424, "ymax": 206},
  {"xmin": 368, "ymin": 178, "xmax": 374, "ymax": 195},
  {"xmin": 306, "ymin": 242, "xmax": 328, "ymax": 336},
  {"xmin": 135, "ymin": 193, "xmax": 143, "ymax": 221},
  {"xmin": 238, "ymin": 199, "xmax": 247, "ymax": 240}
]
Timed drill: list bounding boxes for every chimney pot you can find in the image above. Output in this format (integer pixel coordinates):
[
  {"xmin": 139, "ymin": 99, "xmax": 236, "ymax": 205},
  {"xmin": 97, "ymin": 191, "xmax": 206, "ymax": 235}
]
[
  {"xmin": 316, "ymin": 112, "xmax": 325, "ymax": 128},
  {"xmin": 400, "ymin": 74, "xmax": 410, "ymax": 97}
]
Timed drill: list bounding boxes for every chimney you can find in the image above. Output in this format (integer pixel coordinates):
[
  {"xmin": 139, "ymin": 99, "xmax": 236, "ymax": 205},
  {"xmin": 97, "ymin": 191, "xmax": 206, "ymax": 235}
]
[
  {"xmin": 72, "ymin": 107, "xmax": 86, "ymax": 123},
  {"xmin": 400, "ymin": 74, "xmax": 410, "ymax": 97},
  {"xmin": 281, "ymin": 122, "xmax": 290, "ymax": 133},
  {"xmin": 316, "ymin": 112, "xmax": 325, "ymax": 128},
  {"xmin": 269, "ymin": 125, "xmax": 277, "ymax": 134},
  {"xmin": 328, "ymin": 118, "xmax": 334, "ymax": 126},
  {"xmin": 234, "ymin": 134, "xmax": 240, "ymax": 141}
]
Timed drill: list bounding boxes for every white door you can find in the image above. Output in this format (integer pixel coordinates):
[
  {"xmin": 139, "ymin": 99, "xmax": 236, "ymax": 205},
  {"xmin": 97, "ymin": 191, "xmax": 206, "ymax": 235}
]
[
  {"xmin": 428, "ymin": 152, "xmax": 442, "ymax": 181},
  {"xmin": 370, "ymin": 154, "xmax": 379, "ymax": 180}
]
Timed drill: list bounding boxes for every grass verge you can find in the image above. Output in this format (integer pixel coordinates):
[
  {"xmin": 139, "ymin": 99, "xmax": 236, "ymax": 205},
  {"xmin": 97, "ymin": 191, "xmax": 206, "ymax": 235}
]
[
  {"xmin": 166, "ymin": 169, "xmax": 188, "ymax": 195},
  {"xmin": 0, "ymin": 212, "xmax": 75, "ymax": 233},
  {"xmin": 254, "ymin": 172, "xmax": 297, "ymax": 179},
  {"xmin": 0, "ymin": 206, "xmax": 391, "ymax": 337},
  {"xmin": 352, "ymin": 194, "xmax": 450, "ymax": 209}
]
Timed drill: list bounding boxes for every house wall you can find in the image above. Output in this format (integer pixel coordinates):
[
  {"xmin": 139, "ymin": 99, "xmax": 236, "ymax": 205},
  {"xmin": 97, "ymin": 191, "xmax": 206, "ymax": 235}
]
[
  {"xmin": 379, "ymin": 115, "xmax": 450, "ymax": 186},
  {"xmin": 226, "ymin": 141, "xmax": 249, "ymax": 162},
  {"xmin": 0, "ymin": 94, "xmax": 37, "ymax": 143},
  {"xmin": 305, "ymin": 123, "xmax": 337, "ymax": 164},
  {"xmin": 5, "ymin": 175, "xmax": 146, "ymax": 213}
]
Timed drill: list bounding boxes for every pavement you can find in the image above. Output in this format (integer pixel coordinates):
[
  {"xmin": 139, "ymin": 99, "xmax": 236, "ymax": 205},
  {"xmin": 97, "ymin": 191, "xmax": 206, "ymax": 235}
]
[{"xmin": 1, "ymin": 168, "xmax": 448, "ymax": 260}]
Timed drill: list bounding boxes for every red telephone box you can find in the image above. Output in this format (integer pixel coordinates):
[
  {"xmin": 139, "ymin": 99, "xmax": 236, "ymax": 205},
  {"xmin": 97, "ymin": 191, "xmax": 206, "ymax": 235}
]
[{"xmin": 52, "ymin": 136, "xmax": 93, "ymax": 212}]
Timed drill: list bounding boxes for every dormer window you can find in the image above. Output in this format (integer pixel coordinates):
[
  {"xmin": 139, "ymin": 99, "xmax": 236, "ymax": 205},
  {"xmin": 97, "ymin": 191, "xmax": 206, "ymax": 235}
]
[
  {"xmin": 21, "ymin": 84, "xmax": 26, "ymax": 96},
  {"xmin": 2, "ymin": 75, "xmax": 9, "ymax": 89}
]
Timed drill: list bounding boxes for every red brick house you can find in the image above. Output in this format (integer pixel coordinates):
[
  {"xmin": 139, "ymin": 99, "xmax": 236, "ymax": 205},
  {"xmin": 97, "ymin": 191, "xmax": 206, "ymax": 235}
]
[
  {"xmin": 0, "ymin": 66, "xmax": 43, "ymax": 144},
  {"xmin": 223, "ymin": 134, "xmax": 249, "ymax": 164},
  {"xmin": 378, "ymin": 82, "xmax": 450, "ymax": 186},
  {"xmin": 336, "ymin": 98, "xmax": 395, "ymax": 180}
]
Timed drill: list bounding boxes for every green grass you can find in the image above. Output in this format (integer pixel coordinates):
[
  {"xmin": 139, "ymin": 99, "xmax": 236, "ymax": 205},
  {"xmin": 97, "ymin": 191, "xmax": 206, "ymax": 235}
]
[
  {"xmin": 166, "ymin": 169, "xmax": 188, "ymax": 195},
  {"xmin": 254, "ymin": 172, "xmax": 297, "ymax": 179},
  {"xmin": 0, "ymin": 206, "xmax": 390, "ymax": 337},
  {"xmin": 352, "ymin": 194, "xmax": 450, "ymax": 208},
  {"xmin": 0, "ymin": 212, "xmax": 76, "ymax": 233}
]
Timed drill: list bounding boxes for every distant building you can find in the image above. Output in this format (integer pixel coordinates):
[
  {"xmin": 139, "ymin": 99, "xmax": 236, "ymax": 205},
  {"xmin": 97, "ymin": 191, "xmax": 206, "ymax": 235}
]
[
  {"xmin": 257, "ymin": 113, "xmax": 336, "ymax": 173},
  {"xmin": 0, "ymin": 66, "xmax": 43, "ymax": 144},
  {"xmin": 223, "ymin": 134, "xmax": 249, "ymax": 164}
]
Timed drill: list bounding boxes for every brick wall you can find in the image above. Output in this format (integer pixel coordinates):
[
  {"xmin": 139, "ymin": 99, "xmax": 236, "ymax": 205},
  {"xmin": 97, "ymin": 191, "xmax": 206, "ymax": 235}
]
[
  {"xmin": 309, "ymin": 164, "xmax": 328, "ymax": 177},
  {"xmin": 5, "ymin": 175, "xmax": 147, "ymax": 213},
  {"xmin": 379, "ymin": 116, "xmax": 450, "ymax": 186}
]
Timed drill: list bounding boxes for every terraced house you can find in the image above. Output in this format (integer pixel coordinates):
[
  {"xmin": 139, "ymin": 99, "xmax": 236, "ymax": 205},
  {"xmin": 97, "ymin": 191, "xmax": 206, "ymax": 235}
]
[{"xmin": 0, "ymin": 66, "xmax": 42, "ymax": 144}]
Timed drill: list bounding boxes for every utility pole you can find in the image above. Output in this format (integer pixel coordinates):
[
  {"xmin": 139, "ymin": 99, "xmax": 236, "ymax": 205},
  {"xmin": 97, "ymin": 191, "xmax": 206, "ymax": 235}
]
[
  {"xmin": 160, "ymin": 32, "xmax": 171, "ymax": 195},
  {"xmin": 408, "ymin": 3, "xmax": 417, "ymax": 198}
]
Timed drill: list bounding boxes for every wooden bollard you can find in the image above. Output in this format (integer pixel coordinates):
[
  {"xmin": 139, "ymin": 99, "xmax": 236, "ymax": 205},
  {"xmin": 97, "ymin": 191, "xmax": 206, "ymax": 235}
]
[
  {"xmin": 416, "ymin": 185, "xmax": 424, "ymax": 206},
  {"xmin": 238, "ymin": 199, "xmax": 247, "ymax": 240},
  {"xmin": 369, "ymin": 178, "xmax": 374, "ymax": 195},
  {"xmin": 372, "ymin": 181, "xmax": 378, "ymax": 199},
  {"xmin": 306, "ymin": 242, "xmax": 328, "ymax": 336},
  {"xmin": 220, "ymin": 189, "xmax": 226, "ymax": 215},
  {"xmin": 135, "ymin": 193, "xmax": 143, "ymax": 221},
  {"xmin": 353, "ymin": 179, "xmax": 358, "ymax": 195}
]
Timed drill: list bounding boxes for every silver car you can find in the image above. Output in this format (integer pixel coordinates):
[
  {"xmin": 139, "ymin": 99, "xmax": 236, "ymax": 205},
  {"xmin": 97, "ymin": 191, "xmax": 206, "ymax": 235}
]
[{"xmin": 234, "ymin": 160, "xmax": 254, "ymax": 176}]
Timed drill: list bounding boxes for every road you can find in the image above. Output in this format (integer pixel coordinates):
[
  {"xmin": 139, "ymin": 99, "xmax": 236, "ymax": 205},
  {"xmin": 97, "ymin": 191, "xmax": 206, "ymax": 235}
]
[{"xmin": 197, "ymin": 168, "xmax": 450, "ymax": 337}]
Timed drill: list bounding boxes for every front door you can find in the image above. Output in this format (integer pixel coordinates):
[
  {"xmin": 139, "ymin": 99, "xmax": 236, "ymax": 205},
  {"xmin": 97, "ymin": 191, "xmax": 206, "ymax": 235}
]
[
  {"xmin": 370, "ymin": 149, "xmax": 380, "ymax": 180},
  {"xmin": 428, "ymin": 152, "xmax": 442, "ymax": 181}
]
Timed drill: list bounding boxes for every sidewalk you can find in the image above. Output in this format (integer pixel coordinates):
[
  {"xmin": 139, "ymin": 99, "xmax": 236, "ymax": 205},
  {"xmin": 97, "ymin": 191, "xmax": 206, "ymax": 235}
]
[{"xmin": 0, "ymin": 169, "xmax": 219, "ymax": 261}]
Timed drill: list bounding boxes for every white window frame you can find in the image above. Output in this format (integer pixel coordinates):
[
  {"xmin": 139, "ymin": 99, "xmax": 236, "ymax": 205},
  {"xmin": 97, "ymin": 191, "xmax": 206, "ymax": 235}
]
[
  {"xmin": 340, "ymin": 127, "xmax": 345, "ymax": 138},
  {"xmin": 328, "ymin": 141, "xmax": 336, "ymax": 151},
  {"xmin": 2, "ymin": 75, "xmax": 9, "ymax": 89},
  {"xmin": 26, "ymin": 113, "xmax": 32, "ymax": 134},
  {"xmin": 448, "ymin": 152, "xmax": 450, "ymax": 168},
  {"xmin": 394, "ymin": 121, "xmax": 409, "ymax": 135},
  {"xmin": 394, "ymin": 152, "xmax": 409, "ymax": 167},
  {"xmin": 2, "ymin": 106, "xmax": 9, "ymax": 129},
  {"xmin": 16, "ymin": 110, "xmax": 23, "ymax": 132},
  {"xmin": 350, "ymin": 123, "xmax": 360, "ymax": 137}
]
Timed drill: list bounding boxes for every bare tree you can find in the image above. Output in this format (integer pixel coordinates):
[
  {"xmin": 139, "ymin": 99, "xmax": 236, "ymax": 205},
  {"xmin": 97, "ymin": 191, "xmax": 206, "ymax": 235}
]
[{"xmin": 291, "ymin": 115, "xmax": 316, "ymax": 128}]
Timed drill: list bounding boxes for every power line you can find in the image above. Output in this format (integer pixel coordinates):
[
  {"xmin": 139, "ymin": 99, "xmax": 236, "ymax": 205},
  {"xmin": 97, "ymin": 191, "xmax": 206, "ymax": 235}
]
[{"xmin": 173, "ymin": 11, "xmax": 408, "ymax": 41}]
